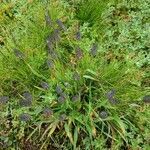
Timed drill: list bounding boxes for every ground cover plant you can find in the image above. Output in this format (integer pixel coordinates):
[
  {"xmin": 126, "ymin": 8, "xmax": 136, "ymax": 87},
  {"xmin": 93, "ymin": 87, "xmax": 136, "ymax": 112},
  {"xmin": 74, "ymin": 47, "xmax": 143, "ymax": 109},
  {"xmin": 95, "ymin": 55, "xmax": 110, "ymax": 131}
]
[{"xmin": 0, "ymin": 0, "xmax": 150, "ymax": 149}]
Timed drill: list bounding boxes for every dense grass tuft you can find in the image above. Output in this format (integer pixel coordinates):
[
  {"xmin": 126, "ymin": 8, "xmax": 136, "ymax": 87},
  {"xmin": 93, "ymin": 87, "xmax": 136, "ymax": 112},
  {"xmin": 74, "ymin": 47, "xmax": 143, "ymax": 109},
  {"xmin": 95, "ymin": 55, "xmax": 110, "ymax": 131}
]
[{"xmin": 0, "ymin": 0, "xmax": 149, "ymax": 149}]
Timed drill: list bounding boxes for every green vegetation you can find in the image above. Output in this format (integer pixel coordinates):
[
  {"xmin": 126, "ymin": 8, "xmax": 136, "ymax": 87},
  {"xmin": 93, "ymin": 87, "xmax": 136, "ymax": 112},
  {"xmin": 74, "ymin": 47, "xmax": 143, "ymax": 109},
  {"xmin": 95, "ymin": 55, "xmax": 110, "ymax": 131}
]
[{"xmin": 0, "ymin": 0, "xmax": 149, "ymax": 149}]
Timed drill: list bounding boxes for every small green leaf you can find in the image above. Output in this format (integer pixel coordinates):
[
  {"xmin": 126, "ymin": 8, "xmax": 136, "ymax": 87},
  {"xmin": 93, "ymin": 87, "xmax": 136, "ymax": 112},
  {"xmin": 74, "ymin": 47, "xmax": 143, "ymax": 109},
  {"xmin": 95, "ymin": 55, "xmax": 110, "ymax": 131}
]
[
  {"xmin": 83, "ymin": 75, "xmax": 98, "ymax": 81},
  {"xmin": 64, "ymin": 123, "xmax": 74, "ymax": 144},
  {"xmin": 73, "ymin": 127, "xmax": 78, "ymax": 150}
]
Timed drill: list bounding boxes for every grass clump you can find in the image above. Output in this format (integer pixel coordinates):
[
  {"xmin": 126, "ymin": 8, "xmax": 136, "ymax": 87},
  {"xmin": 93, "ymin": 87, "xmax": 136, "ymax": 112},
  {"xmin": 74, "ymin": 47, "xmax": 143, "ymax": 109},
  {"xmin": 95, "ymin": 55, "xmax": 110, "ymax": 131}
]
[{"xmin": 0, "ymin": 0, "xmax": 149, "ymax": 149}]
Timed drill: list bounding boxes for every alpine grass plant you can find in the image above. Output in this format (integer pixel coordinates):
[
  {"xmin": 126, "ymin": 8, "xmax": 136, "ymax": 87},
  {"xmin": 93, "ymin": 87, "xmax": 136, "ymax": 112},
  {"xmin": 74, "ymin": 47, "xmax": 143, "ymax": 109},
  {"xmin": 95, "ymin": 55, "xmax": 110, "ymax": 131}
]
[{"xmin": 0, "ymin": 0, "xmax": 149, "ymax": 149}]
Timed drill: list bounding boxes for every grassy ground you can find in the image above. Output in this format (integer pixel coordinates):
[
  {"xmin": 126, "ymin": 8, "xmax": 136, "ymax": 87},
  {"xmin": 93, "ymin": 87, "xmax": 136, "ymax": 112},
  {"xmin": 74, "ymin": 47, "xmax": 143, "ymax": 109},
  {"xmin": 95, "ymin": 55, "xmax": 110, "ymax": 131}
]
[{"xmin": 0, "ymin": 0, "xmax": 150, "ymax": 149}]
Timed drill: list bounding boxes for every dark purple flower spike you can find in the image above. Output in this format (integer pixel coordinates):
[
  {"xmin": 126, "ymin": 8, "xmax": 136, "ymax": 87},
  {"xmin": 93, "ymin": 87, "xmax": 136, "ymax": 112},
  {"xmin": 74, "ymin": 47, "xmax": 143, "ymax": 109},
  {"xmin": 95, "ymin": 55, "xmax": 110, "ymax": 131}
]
[
  {"xmin": 99, "ymin": 111, "xmax": 108, "ymax": 119},
  {"xmin": 19, "ymin": 99, "xmax": 32, "ymax": 107},
  {"xmin": 56, "ymin": 85, "xmax": 63, "ymax": 95},
  {"xmin": 43, "ymin": 108, "xmax": 53, "ymax": 117},
  {"xmin": 90, "ymin": 43, "xmax": 98, "ymax": 57},
  {"xmin": 76, "ymin": 31, "xmax": 81, "ymax": 40},
  {"xmin": 59, "ymin": 114, "xmax": 67, "ymax": 121},
  {"xmin": 19, "ymin": 92, "xmax": 32, "ymax": 107},
  {"xmin": 56, "ymin": 19, "xmax": 67, "ymax": 31},
  {"xmin": 46, "ymin": 59, "xmax": 54, "ymax": 68},
  {"xmin": 72, "ymin": 94, "xmax": 80, "ymax": 102},
  {"xmin": 23, "ymin": 92, "xmax": 32, "ymax": 101},
  {"xmin": 110, "ymin": 98, "xmax": 119, "ymax": 104},
  {"xmin": 0, "ymin": 96, "xmax": 9, "ymax": 104},
  {"xmin": 106, "ymin": 89, "xmax": 119, "ymax": 104},
  {"xmin": 75, "ymin": 47, "xmax": 83, "ymax": 59},
  {"xmin": 58, "ymin": 93, "xmax": 67, "ymax": 103},
  {"xmin": 13, "ymin": 48, "xmax": 25, "ymax": 59},
  {"xmin": 45, "ymin": 11, "xmax": 53, "ymax": 27},
  {"xmin": 143, "ymin": 95, "xmax": 150, "ymax": 103},
  {"xmin": 106, "ymin": 89, "xmax": 115, "ymax": 99},
  {"xmin": 40, "ymin": 81, "xmax": 50, "ymax": 90},
  {"xmin": 19, "ymin": 113, "xmax": 31, "ymax": 122},
  {"xmin": 58, "ymin": 96, "xmax": 65, "ymax": 103},
  {"xmin": 46, "ymin": 36, "xmax": 54, "ymax": 50},
  {"xmin": 46, "ymin": 29, "xmax": 60, "ymax": 45},
  {"xmin": 46, "ymin": 34, "xmax": 59, "ymax": 60},
  {"xmin": 48, "ymin": 50, "xmax": 58, "ymax": 60},
  {"xmin": 53, "ymin": 29, "xmax": 60, "ymax": 42}
]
